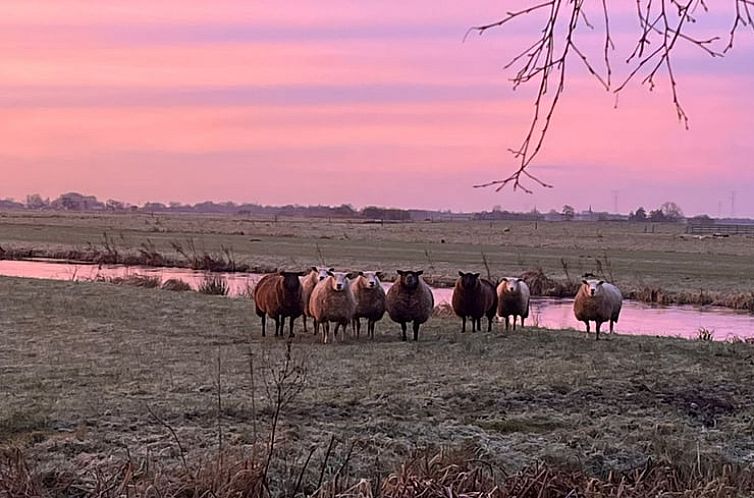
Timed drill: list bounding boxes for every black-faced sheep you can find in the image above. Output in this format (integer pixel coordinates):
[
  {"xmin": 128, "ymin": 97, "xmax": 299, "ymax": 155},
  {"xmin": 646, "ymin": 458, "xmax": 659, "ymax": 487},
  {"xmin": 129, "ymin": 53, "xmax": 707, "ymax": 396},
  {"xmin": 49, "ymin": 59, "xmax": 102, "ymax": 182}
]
[
  {"xmin": 253, "ymin": 271, "xmax": 305, "ymax": 337},
  {"xmin": 496, "ymin": 277, "xmax": 531, "ymax": 331},
  {"xmin": 301, "ymin": 266, "xmax": 333, "ymax": 333},
  {"xmin": 573, "ymin": 279, "xmax": 622, "ymax": 340},
  {"xmin": 386, "ymin": 270, "xmax": 434, "ymax": 341},
  {"xmin": 451, "ymin": 271, "xmax": 498, "ymax": 332},
  {"xmin": 350, "ymin": 271, "xmax": 386, "ymax": 339},
  {"xmin": 310, "ymin": 271, "xmax": 357, "ymax": 344}
]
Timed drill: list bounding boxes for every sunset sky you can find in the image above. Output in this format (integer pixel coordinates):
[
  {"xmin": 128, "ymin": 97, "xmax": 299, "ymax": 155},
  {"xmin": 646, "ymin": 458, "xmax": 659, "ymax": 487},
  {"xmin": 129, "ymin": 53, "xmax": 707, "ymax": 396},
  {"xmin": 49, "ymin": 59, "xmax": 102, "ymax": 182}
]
[{"xmin": 2, "ymin": 1, "xmax": 752, "ymax": 216}]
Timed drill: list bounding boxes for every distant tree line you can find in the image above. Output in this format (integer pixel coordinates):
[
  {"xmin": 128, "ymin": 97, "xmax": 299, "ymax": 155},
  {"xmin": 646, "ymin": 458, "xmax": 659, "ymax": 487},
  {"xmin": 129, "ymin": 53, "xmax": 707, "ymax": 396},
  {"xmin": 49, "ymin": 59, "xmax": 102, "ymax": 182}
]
[
  {"xmin": 0, "ymin": 192, "xmax": 726, "ymax": 224},
  {"xmin": 628, "ymin": 202, "xmax": 685, "ymax": 223}
]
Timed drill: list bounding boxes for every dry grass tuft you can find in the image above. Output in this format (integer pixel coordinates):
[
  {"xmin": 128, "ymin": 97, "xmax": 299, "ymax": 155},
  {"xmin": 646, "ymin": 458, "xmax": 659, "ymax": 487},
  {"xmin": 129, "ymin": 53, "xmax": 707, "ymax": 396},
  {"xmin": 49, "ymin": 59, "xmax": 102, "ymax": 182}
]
[
  {"xmin": 198, "ymin": 274, "xmax": 230, "ymax": 296},
  {"xmin": 161, "ymin": 278, "xmax": 192, "ymax": 292}
]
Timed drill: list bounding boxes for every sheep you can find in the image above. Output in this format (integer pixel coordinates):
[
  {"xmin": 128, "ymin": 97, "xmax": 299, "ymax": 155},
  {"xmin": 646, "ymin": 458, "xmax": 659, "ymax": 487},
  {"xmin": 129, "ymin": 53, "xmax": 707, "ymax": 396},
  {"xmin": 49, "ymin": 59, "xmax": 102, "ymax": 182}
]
[
  {"xmin": 386, "ymin": 270, "xmax": 434, "ymax": 341},
  {"xmin": 573, "ymin": 279, "xmax": 623, "ymax": 340},
  {"xmin": 496, "ymin": 277, "xmax": 531, "ymax": 331},
  {"xmin": 309, "ymin": 271, "xmax": 357, "ymax": 344},
  {"xmin": 253, "ymin": 271, "xmax": 305, "ymax": 337},
  {"xmin": 350, "ymin": 271, "xmax": 386, "ymax": 339},
  {"xmin": 300, "ymin": 266, "xmax": 333, "ymax": 333},
  {"xmin": 451, "ymin": 271, "xmax": 498, "ymax": 332}
]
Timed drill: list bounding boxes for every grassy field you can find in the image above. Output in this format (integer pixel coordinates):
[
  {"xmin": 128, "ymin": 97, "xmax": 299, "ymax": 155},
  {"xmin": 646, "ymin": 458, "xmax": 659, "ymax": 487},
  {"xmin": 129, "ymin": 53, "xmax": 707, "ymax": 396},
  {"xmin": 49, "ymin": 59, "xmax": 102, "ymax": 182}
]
[
  {"xmin": 3, "ymin": 210, "xmax": 754, "ymax": 303},
  {"xmin": 2, "ymin": 276, "xmax": 754, "ymax": 495}
]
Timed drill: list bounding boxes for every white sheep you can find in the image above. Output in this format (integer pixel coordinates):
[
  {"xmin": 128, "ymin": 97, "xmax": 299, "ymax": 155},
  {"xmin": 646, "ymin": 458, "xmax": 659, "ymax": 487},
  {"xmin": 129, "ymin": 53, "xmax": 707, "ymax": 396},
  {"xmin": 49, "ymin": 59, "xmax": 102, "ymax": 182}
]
[
  {"xmin": 309, "ymin": 271, "xmax": 357, "ymax": 344},
  {"xmin": 573, "ymin": 279, "xmax": 622, "ymax": 340}
]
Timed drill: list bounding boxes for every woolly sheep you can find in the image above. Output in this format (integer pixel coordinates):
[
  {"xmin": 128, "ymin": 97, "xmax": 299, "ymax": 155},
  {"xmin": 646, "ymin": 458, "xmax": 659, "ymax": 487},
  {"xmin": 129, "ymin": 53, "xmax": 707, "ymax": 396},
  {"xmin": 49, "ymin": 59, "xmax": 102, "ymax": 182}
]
[
  {"xmin": 301, "ymin": 266, "xmax": 333, "ymax": 333},
  {"xmin": 310, "ymin": 271, "xmax": 357, "ymax": 344},
  {"xmin": 253, "ymin": 271, "xmax": 305, "ymax": 337},
  {"xmin": 573, "ymin": 279, "xmax": 622, "ymax": 340},
  {"xmin": 496, "ymin": 277, "xmax": 531, "ymax": 331},
  {"xmin": 350, "ymin": 271, "xmax": 386, "ymax": 339},
  {"xmin": 451, "ymin": 271, "xmax": 497, "ymax": 332},
  {"xmin": 386, "ymin": 270, "xmax": 434, "ymax": 341}
]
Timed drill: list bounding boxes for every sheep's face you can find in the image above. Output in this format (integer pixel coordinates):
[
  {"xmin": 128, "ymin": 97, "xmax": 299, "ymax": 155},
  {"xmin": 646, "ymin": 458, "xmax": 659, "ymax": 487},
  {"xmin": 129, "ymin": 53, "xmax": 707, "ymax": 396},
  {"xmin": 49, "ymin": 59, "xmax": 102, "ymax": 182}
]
[
  {"xmin": 279, "ymin": 271, "xmax": 305, "ymax": 291},
  {"xmin": 327, "ymin": 271, "xmax": 352, "ymax": 292},
  {"xmin": 501, "ymin": 277, "xmax": 524, "ymax": 294},
  {"xmin": 360, "ymin": 271, "xmax": 382, "ymax": 289},
  {"xmin": 311, "ymin": 266, "xmax": 334, "ymax": 282},
  {"xmin": 582, "ymin": 279, "xmax": 605, "ymax": 297},
  {"xmin": 458, "ymin": 271, "xmax": 481, "ymax": 290},
  {"xmin": 397, "ymin": 270, "xmax": 423, "ymax": 290}
]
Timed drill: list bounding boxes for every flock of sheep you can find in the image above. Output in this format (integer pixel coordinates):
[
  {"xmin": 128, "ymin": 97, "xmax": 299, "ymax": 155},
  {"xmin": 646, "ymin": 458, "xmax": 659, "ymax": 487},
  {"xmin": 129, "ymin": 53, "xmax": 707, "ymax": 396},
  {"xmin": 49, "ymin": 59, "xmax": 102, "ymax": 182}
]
[{"xmin": 253, "ymin": 267, "xmax": 624, "ymax": 343}]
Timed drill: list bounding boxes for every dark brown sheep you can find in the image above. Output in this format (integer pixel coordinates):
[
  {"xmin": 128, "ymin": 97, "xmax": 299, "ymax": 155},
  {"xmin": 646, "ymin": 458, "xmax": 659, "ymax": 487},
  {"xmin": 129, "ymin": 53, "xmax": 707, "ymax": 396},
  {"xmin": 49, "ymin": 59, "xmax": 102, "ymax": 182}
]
[
  {"xmin": 350, "ymin": 271, "xmax": 386, "ymax": 339},
  {"xmin": 573, "ymin": 279, "xmax": 622, "ymax": 340},
  {"xmin": 451, "ymin": 271, "xmax": 498, "ymax": 332},
  {"xmin": 253, "ymin": 271, "xmax": 305, "ymax": 337},
  {"xmin": 386, "ymin": 270, "xmax": 434, "ymax": 341}
]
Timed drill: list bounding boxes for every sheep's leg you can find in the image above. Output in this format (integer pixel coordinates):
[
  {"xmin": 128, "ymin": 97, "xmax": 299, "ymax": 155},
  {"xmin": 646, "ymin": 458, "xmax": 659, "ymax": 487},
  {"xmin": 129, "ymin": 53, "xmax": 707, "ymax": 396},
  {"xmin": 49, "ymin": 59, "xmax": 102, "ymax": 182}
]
[
  {"xmin": 610, "ymin": 320, "xmax": 615, "ymax": 334},
  {"xmin": 288, "ymin": 317, "xmax": 296, "ymax": 338},
  {"xmin": 595, "ymin": 321, "xmax": 602, "ymax": 341},
  {"xmin": 504, "ymin": 316, "xmax": 509, "ymax": 332},
  {"xmin": 461, "ymin": 316, "xmax": 466, "ymax": 333},
  {"xmin": 473, "ymin": 317, "xmax": 479, "ymax": 332},
  {"xmin": 314, "ymin": 319, "xmax": 320, "ymax": 336},
  {"xmin": 302, "ymin": 315, "xmax": 308, "ymax": 333},
  {"xmin": 512, "ymin": 316, "xmax": 517, "ymax": 331},
  {"xmin": 487, "ymin": 316, "xmax": 493, "ymax": 332},
  {"xmin": 355, "ymin": 318, "xmax": 361, "ymax": 338},
  {"xmin": 412, "ymin": 321, "xmax": 420, "ymax": 341},
  {"xmin": 261, "ymin": 315, "xmax": 266, "ymax": 337},
  {"xmin": 273, "ymin": 317, "xmax": 280, "ymax": 337},
  {"xmin": 369, "ymin": 320, "xmax": 375, "ymax": 339},
  {"xmin": 322, "ymin": 321, "xmax": 329, "ymax": 344},
  {"xmin": 521, "ymin": 316, "xmax": 525, "ymax": 329},
  {"xmin": 400, "ymin": 322, "xmax": 408, "ymax": 341}
]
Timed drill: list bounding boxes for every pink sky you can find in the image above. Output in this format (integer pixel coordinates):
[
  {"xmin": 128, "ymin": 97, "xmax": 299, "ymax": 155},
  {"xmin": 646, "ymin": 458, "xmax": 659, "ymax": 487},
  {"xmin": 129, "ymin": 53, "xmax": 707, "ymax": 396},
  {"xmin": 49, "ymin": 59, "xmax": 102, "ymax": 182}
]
[{"xmin": 1, "ymin": 1, "xmax": 753, "ymax": 216}]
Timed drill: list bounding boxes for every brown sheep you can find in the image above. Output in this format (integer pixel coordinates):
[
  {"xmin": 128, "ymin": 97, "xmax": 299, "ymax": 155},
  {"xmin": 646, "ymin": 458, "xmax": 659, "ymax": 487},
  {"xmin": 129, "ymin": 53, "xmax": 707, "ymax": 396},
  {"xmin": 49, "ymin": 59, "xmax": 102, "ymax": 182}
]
[
  {"xmin": 386, "ymin": 270, "xmax": 434, "ymax": 341},
  {"xmin": 573, "ymin": 279, "xmax": 622, "ymax": 340},
  {"xmin": 496, "ymin": 277, "xmax": 531, "ymax": 331},
  {"xmin": 451, "ymin": 271, "xmax": 497, "ymax": 332},
  {"xmin": 253, "ymin": 271, "xmax": 305, "ymax": 337},
  {"xmin": 310, "ymin": 271, "xmax": 357, "ymax": 344},
  {"xmin": 300, "ymin": 266, "xmax": 333, "ymax": 333},
  {"xmin": 350, "ymin": 271, "xmax": 386, "ymax": 339}
]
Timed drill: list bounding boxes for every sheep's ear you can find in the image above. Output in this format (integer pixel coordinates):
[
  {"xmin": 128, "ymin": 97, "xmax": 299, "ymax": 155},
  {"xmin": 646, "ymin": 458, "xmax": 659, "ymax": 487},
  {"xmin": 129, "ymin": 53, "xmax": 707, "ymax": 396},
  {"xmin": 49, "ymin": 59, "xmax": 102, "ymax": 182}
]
[
  {"xmin": 295, "ymin": 271, "xmax": 306, "ymax": 277},
  {"xmin": 598, "ymin": 280, "xmax": 604, "ymax": 286},
  {"xmin": 473, "ymin": 273, "xmax": 480, "ymax": 278},
  {"xmin": 458, "ymin": 271, "xmax": 465, "ymax": 277},
  {"xmin": 415, "ymin": 270, "xmax": 424, "ymax": 276},
  {"xmin": 376, "ymin": 271, "xmax": 384, "ymax": 279},
  {"xmin": 397, "ymin": 270, "xmax": 406, "ymax": 276},
  {"xmin": 328, "ymin": 267, "xmax": 334, "ymax": 272},
  {"xmin": 345, "ymin": 272, "xmax": 356, "ymax": 279},
  {"xmin": 310, "ymin": 266, "xmax": 317, "ymax": 272},
  {"xmin": 327, "ymin": 270, "xmax": 335, "ymax": 277},
  {"xmin": 357, "ymin": 271, "xmax": 364, "ymax": 276},
  {"xmin": 278, "ymin": 270, "xmax": 287, "ymax": 276},
  {"xmin": 581, "ymin": 279, "xmax": 588, "ymax": 285},
  {"xmin": 517, "ymin": 278, "xmax": 524, "ymax": 282},
  {"xmin": 501, "ymin": 277, "xmax": 508, "ymax": 282}
]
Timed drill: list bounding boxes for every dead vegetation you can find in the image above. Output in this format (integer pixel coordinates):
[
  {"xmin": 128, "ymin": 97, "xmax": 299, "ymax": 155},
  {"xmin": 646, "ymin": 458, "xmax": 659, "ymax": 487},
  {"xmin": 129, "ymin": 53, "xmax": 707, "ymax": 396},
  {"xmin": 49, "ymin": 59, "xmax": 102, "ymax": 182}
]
[{"xmin": 2, "ymin": 444, "xmax": 752, "ymax": 498}]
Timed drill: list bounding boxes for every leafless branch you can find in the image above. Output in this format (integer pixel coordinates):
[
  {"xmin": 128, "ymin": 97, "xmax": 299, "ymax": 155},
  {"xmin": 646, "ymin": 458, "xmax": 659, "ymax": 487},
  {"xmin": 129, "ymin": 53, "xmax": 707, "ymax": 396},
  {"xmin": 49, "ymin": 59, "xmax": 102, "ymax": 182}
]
[{"xmin": 468, "ymin": 0, "xmax": 754, "ymax": 193}]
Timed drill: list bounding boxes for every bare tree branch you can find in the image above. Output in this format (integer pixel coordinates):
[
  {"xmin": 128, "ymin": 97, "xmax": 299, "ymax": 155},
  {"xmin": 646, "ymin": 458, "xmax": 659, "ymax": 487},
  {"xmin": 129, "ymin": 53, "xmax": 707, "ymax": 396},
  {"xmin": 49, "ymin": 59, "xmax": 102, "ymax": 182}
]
[{"xmin": 468, "ymin": 0, "xmax": 754, "ymax": 193}]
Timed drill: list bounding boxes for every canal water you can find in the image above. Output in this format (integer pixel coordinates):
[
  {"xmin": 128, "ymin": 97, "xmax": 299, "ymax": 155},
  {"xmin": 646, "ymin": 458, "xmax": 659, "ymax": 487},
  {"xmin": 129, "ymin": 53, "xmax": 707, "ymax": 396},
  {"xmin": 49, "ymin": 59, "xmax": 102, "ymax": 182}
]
[{"xmin": 0, "ymin": 259, "xmax": 751, "ymax": 341}]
